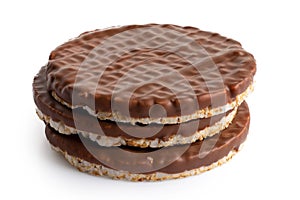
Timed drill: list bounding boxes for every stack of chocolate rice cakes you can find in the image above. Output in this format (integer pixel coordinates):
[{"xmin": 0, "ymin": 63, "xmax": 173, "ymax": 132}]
[{"xmin": 33, "ymin": 24, "xmax": 256, "ymax": 181}]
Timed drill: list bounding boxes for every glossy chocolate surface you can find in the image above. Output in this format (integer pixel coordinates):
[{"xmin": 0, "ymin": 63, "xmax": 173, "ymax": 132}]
[
  {"xmin": 45, "ymin": 102, "xmax": 250, "ymax": 174},
  {"xmin": 35, "ymin": 66, "xmax": 231, "ymax": 140},
  {"xmin": 46, "ymin": 24, "xmax": 256, "ymax": 118}
]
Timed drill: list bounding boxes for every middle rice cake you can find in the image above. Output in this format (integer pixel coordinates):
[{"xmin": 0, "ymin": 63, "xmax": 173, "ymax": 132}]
[{"xmin": 34, "ymin": 66, "xmax": 238, "ymax": 148}]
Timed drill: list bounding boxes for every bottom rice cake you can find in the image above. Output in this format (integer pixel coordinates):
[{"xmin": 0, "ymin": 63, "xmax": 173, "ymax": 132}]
[{"xmin": 45, "ymin": 102, "xmax": 250, "ymax": 181}]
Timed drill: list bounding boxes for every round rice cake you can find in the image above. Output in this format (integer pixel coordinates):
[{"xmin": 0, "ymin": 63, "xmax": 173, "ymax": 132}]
[
  {"xmin": 45, "ymin": 101, "xmax": 250, "ymax": 181},
  {"xmin": 46, "ymin": 24, "xmax": 256, "ymax": 124},
  {"xmin": 34, "ymin": 66, "xmax": 237, "ymax": 148}
]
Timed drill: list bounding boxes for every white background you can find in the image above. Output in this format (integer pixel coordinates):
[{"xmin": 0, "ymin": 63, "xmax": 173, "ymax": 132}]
[{"xmin": 1, "ymin": 0, "xmax": 299, "ymax": 199}]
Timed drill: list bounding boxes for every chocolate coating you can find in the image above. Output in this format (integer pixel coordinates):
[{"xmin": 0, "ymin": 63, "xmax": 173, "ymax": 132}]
[
  {"xmin": 46, "ymin": 24, "xmax": 256, "ymax": 118},
  {"xmin": 45, "ymin": 101, "xmax": 250, "ymax": 174},
  {"xmin": 35, "ymin": 66, "xmax": 231, "ymax": 140}
]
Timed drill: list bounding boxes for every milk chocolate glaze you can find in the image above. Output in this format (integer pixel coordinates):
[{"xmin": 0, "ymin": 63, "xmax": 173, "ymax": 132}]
[
  {"xmin": 45, "ymin": 101, "xmax": 250, "ymax": 174},
  {"xmin": 46, "ymin": 24, "xmax": 256, "ymax": 118},
  {"xmin": 35, "ymin": 66, "xmax": 232, "ymax": 141}
]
